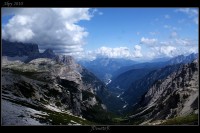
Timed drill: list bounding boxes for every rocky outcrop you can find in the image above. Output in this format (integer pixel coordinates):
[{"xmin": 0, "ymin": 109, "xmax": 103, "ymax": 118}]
[
  {"xmin": 128, "ymin": 60, "xmax": 198, "ymax": 124},
  {"xmin": 25, "ymin": 49, "xmax": 57, "ymax": 63},
  {"xmin": 2, "ymin": 57, "xmax": 109, "ymax": 125},
  {"xmin": 81, "ymin": 67, "xmax": 125, "ymax": 113},
  {"xmin": 2, "ymin": 40, "xmax": 39, "ymax": 57},
  {"xmin": 54, "ymin": 55, "xmax": 82, "ymax": 72}
]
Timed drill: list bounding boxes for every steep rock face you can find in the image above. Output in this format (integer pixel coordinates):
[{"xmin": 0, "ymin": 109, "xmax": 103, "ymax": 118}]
[
  {"xmin": 122, "ymin": 64, "xmax": 183, "ymax": 108},
  {"xmin": 129, "ymin": 60, "xmax": 198, "ymax": 124},
  {"xmin": 25, "ymin": 49, "xmax": 57, "ymax": 63},
  {"xmin": 81, "ymin": 68, "xmax": 125, "ymax": 113},
  {"xmin": 119, "ymin": 54, "xmax": 198, "ymax": 112},
  {"xmin": 2, "ymin": 57, "xmax": 108, "ymax": 125},
  {"xmin": 43, "ymin": 49, "xmax": 56, "ymax": 58},
  {"xmin": 2, "ymin": 40, "xmax": 39, "ymax": 57},
  {"xmin": 2, "ymin": 58, "xmax": 81, "ymax": 114},
  {"xmin": 54, "ymin": 55, "xmax": 81, "ymax": 71}
]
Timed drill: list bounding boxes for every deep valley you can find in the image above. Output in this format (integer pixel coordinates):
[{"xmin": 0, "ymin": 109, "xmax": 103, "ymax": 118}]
[{"xmin": 1, "ymin": 40, "xmax": 199, "ymax": 125}]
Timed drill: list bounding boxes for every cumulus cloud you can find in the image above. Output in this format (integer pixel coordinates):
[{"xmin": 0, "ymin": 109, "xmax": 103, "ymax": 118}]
[
  {"xmin": 96, "ymin": 47, "xmax": 126, "ymax": 58},
  {"xmin": 96, "ymin": 46, "xmax": 143, "ymax": 58},
  {"xmin": 142, "ymin": 35, "xmax": 198, "ymax": 59},
  {"xmin": 78, "ymin": 46, "xmax": 143, "ymax": 60},
  {"xmin": 140, "ymin": 37, "xmax": 157, "ymax": 45},
  {"xmin": 174, "ymin": 38, "xmax": 196, "ymax": 46},
  {"xmin": 133, "ymin": 45, "xmax": 142, "ymax": 58},
  {"xmin": 2, "ymin": 8, "xmax": 93, "ymax": 55},
  {"xmin": 152, "ymin": 46, "xmax": 177, "ymax": 57}
]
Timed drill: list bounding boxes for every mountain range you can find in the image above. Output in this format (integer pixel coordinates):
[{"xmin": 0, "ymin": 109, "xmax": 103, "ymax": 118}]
[
  {"xmin": 1, "ymin": 40, "xmax": 199, "ymax": 125},
  {"xmin": 79, "ymin": 57, "xmax": 136, "ymax": 84},
  {"xmin": 2, "ymin": 40, "xmax": 123, "ymax": 125},
  {"xmin": 109, "ymin": 53, "xmax": 198, "ymax": 96},
  {"xmin": 125, "ymin": 59, "xmax": 198, "ymax": 125}
]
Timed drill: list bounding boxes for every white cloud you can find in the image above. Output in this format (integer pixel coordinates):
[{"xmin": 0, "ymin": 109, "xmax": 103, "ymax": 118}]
[
  {"xmin": 176, "ymin": 8, "xmax": 198, "ymax": 25},
  {"xmin": 176, "ymin": 8, "xmax": 198, "ymax": 17},
  {"xmin": 90, "ymin": 8, "xmax": 103, "ymax": 16},
  {"xmin": 170, "ymin": 31, "xmax": 178, "ymax": 38},
  {"xmin": 96, "ymin": 46, "xmax": 143, "ymax": 58},
  {"xmin": 163, "ymin": 25, "xmax": 180, "ymax": 31},
  {"xmin": 96, "ymin": 46, "xmax": 131, "ymax": 58},
  {"xmin": 78, "ymin": 46, "xmax": 143, "ymax": 60},
  {"xmin": 152, "ymin": 46, "xmax": 177, "ymax": 57},
  {"xmin": 2, "ymin": 8, "xmax": 93, "ymax": 55},
  {"xmin": 148, "ymin": 38, "xmax": 198, "ymax": 59},
  {"xmin": 133, "ymin": 45, "xmax": 142, "ymax": 58},
  {"xmin": 175, "ymin": 38, "xmax": 195, "ymax": 46},
  {"xmin": 160, "ymin": 46, "xmax": 177, "ymax": 57},
  {"xmin": 188, "ymin": 47, "xmax": 198, "ymax": 53},
  {"xmin": 140, "ymin": 37, "xmax": 157, "ymax": 45},
  {"xmin": 164, "ymin": 14, "xmax": 170, "ymax": 19}
]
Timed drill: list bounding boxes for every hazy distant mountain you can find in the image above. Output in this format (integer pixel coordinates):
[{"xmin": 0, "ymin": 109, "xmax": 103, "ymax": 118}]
[
  {"xmin": 150, "ymin": 57, "xmax": 171, "ymax": 62},
  {"xmin": 112, "ymin": 61, "xmax": 165, "ymax": 80},
  {"xmin": 166, "ymin": 53, "xmax": 198, "ymax": 65},
  {"xmin": 79, "ymin": 57, "xmax": 137, "ymax": 83},
  {"xmin": 113, "ymin": 53, "xmax": 198, "ymax": 79},
  {"xmin": 2, "ymin": 39, "xmax": 198, "ymax": 125},
  {"xmin": 108, "ymin": 68, "xmax": 153, "ymax": 95}
]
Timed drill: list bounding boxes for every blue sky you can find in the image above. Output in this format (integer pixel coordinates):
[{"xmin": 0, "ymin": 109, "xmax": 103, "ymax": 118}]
[{"xmin": 2, "ymin": 8, "xmax": 199, "ymax": 60}]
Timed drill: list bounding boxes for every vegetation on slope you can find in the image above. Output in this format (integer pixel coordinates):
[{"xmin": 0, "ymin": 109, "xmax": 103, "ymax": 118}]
[{"xmin": 161, "ymin": 114, "xmax": 198, "ymax": 125}]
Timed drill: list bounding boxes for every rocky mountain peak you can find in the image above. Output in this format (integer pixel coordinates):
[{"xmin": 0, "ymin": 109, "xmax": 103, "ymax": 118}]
[
  {"xmin": 43, "ymin": 48, "xmax": 55, "ymax": 55},
  {"xmin": 131, "ymin": 60, "xmax": 199, "ymax": 123},
  {"xmin": 167, "ymin": 53, "xmax": 198, "ymax": 65},
  {"xmin": 2, "ymin": 40, "xmax": 39, "ymax": 57},
  {"xmin": 55, "ymin": 55, "xmax": 73, "ymax": 64}
]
